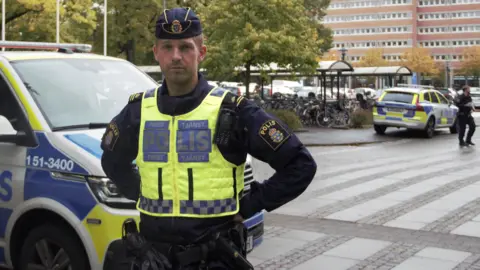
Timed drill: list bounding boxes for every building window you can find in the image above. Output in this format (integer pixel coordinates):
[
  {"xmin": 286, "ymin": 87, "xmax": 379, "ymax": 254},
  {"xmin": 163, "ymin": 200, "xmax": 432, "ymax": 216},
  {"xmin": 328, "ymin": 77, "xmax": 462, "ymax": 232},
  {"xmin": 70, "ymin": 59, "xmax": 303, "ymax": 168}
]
[
  {"xmin": 419, "ymin": 11, "xmax": 480, "ymax": 20},
  {"xmin": 334, "ymin": 40, "xmax": 410, "ymax": 49},
  {"xmin": 324, "ymin": 12, "xmax": 412, "ymax": 23},
  {"xmin": 332, "ymin": 26, "xmax": 411, "ymax": 36},
  {"xmin": 417, "ymin": 0, "xmax": 480, "ymax": 5},
  {"xmin": 418, "ymin": 39, "xmax": 480, "ymax": 47}
]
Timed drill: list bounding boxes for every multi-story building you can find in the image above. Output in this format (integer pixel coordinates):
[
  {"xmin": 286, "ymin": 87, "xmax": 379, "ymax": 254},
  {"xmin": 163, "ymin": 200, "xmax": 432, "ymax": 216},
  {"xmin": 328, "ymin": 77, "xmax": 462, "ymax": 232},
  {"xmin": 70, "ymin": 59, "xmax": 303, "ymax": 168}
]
[{"xmin": 323, "ymin": 0, "xmax": 480, "ymax": 72}]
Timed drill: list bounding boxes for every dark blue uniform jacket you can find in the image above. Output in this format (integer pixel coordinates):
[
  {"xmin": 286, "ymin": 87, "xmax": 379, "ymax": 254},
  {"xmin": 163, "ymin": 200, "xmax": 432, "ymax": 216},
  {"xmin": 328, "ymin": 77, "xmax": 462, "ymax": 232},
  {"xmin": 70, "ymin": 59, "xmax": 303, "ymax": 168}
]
[
  {"xmin": 101, "ymin": 73, "xmax": 317, "ymax": 244},
  {"xmin": 456, "ymin": 94, "xmax": 473, "ymax": 116}
]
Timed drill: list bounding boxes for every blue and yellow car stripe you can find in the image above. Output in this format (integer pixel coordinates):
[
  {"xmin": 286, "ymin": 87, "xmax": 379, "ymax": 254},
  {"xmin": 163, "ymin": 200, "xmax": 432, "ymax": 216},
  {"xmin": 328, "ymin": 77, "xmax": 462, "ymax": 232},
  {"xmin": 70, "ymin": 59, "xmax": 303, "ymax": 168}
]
[{"xmin": 19, "ymin": 131, "xmax": 139, "ymax": 265}]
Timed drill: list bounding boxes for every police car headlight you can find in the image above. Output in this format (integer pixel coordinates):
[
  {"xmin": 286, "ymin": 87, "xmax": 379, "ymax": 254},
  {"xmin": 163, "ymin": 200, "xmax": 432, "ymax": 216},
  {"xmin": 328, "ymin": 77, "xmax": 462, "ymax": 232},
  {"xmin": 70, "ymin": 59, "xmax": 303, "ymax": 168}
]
[{"xmin": 86, "ymin": 176, "xmax": 136, "ymax": 209}]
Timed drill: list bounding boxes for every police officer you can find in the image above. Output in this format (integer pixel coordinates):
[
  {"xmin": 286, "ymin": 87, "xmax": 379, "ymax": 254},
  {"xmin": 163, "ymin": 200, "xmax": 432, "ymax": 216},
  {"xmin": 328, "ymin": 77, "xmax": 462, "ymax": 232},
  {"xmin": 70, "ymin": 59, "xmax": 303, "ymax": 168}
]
[
  {"xmin": 100, "ymin": 7, "xmax": 317, "ymax": 270},
  {"xmin": 456, "ymin": 85, "xmax": 476, "ymax": 147}
]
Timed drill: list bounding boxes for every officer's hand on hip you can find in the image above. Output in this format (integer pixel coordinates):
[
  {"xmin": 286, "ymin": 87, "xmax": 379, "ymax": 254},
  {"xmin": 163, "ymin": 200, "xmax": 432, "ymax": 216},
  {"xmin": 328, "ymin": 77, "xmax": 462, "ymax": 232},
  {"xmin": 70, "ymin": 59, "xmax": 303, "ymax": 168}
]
[{"xmin": 233, "ymin": 214, "xmax": 244, "ymax": 223}]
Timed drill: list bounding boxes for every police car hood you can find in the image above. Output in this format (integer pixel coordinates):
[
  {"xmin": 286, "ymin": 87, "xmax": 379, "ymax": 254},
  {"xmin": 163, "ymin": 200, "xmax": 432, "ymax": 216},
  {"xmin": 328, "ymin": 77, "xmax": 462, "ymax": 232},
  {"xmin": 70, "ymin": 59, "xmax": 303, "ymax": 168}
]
[{"xmin": 57, "ymin": 128, "xmax": 108, "ymax": 176}]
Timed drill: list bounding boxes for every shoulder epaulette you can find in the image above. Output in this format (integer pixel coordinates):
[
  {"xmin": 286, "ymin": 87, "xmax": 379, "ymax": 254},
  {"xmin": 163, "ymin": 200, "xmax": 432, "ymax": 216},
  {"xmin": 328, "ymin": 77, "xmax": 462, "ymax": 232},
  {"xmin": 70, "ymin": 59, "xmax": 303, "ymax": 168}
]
[
  {"xmin": 128, "ymin": 92, "xmax": 143, "ymax": 104},
  {"xmin": 222, "ymin": 92, "xmax": 247, "ymax": 111},
  {"xmin": 223, "ymin": 92, "xmax": 237, "ymax": 105}
]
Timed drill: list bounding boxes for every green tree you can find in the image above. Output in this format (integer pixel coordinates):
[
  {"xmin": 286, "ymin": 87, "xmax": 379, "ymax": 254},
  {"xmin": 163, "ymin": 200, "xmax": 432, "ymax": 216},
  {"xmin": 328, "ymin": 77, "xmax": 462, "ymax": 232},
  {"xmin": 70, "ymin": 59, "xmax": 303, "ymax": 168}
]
[
  {"xmin": 90, "ymin": 0, "xmax": 206, "ymax": 64},
  {"xmin": 90, "ymin": 0, "xmax": 161, "ymax": 64},
  {"xmin": 3, "ymin": 0, "xmax": 97, "ymax": 44},
  {"xmin": 197, "ymin": 0, "xmax": 329, "ymax": 97},
  {"xmin": 304, "ymin": 0, "xmax": 333, "ymax": 54}
]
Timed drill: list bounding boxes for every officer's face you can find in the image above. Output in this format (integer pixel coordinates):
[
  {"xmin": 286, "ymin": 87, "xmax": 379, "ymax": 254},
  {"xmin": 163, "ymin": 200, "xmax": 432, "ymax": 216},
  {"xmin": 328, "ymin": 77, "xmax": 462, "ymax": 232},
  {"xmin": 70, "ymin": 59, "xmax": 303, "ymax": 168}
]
[{"xmin": 153, "ymin": 38, "xmax": 206, "ymax": 85}]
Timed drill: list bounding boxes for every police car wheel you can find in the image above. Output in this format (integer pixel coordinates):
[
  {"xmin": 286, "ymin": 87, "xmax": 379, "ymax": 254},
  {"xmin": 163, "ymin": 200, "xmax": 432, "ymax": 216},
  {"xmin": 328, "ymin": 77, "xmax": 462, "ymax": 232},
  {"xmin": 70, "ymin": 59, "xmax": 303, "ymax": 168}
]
[
  {"xmin": 424, "ymin": 118, "xmax": 435, "ymax": 138},
  {"xmin": 18, "ymin": 223, "xmax": 90, "ymax": 270},
  {"xmin": 374, "ymin": 125, "xmax": 386, "ymax": 135}
]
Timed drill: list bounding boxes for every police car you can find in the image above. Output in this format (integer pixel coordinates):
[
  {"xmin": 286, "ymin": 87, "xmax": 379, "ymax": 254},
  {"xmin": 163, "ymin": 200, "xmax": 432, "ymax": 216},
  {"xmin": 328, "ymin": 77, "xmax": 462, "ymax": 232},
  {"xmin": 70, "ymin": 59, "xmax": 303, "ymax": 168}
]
[
  {"xmin": 0, "ymin": 41, "xmax": 264, "ymax": 270},
  {"xmin": 373, "ymin": 84, "xmax": 458, "ymax": 138}
]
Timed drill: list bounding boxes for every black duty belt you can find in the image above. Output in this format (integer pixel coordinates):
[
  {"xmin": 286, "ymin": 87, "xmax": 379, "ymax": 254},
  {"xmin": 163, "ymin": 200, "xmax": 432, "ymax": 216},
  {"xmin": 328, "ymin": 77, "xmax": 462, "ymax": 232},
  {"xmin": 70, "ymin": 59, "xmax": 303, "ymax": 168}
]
[
  {"xmin": 122, "ymin": 218, "xmax": 253, "ymax": 270},
  {"xmin": 151, "ymin": 228, "xmax": 253, "ymax": 269}
]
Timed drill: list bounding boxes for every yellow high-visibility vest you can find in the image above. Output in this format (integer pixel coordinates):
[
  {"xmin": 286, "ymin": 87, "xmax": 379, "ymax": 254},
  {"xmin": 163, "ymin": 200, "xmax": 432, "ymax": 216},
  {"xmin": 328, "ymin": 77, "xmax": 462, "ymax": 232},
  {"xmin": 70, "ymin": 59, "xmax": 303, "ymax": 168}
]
[{"xmin": 135, "ymin": 86, "xmax": 245, "ymax": 218}]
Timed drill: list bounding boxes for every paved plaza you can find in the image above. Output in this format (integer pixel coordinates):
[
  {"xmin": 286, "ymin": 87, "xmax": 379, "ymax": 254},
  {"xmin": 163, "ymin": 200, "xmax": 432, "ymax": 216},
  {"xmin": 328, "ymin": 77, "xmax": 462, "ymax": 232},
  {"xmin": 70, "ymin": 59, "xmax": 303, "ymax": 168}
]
[{"xmin": 249, "ymin": 128, "xmax": 480, "ymax": 269}]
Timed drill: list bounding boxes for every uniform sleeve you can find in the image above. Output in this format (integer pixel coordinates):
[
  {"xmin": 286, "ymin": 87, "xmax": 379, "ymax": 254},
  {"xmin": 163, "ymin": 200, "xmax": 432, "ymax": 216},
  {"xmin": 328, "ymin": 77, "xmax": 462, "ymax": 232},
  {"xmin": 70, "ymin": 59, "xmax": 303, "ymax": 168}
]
[
  {"xmin": 235, "ymin": 98, "xmax": 317, "ymax": 219},
  {"xmin": 100, "ymin": 102, "xmax": 141, "ymax": 201}
]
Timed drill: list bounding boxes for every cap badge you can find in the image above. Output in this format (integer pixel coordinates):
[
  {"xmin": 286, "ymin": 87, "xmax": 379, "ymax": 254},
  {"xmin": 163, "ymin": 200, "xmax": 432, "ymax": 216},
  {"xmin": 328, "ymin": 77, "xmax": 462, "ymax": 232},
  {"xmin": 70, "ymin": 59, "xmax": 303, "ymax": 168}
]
[{"xmin": 171, "ymin": 20, "xmax": 183, "ymax": 33}]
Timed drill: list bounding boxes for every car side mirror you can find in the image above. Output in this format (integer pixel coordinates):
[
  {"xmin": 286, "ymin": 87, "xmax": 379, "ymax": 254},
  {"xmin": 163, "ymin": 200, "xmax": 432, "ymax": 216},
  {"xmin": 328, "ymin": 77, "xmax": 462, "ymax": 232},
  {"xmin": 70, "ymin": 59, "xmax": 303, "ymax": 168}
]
[
  {"xmin": 0, "ymin": 115, "xmax": 16, "ymax": 135},
  {"xmin": 0, "ymin": 115, "xmax": 38, "ymax": 147}
]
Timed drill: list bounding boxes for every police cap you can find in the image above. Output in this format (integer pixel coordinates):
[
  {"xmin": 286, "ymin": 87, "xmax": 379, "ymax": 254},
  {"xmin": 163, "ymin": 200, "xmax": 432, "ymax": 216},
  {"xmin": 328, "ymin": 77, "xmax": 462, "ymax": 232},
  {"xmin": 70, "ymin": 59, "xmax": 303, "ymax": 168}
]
[{"xmin": 155, "ymin": 7, "xmax": 202, "ymax": 40}]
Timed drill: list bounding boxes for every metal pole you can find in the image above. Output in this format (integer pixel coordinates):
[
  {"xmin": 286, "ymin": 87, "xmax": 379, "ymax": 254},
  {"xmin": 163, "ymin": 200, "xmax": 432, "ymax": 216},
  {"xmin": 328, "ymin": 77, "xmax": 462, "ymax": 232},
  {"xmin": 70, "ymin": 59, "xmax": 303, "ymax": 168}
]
[
  {"xmin": 104, "ymin": 0, "xmax": 107, "ymax": 56},
  {"xmin": 447, "ymin": 0, "xmax": 453, "ymax": 88},
  {"xmin": 2, "ymin": 0, "xmax": 5, "ymax": 51},
  {"xmin": 56, "ymin": 0, "xmax": 60, "ymax": 43}
]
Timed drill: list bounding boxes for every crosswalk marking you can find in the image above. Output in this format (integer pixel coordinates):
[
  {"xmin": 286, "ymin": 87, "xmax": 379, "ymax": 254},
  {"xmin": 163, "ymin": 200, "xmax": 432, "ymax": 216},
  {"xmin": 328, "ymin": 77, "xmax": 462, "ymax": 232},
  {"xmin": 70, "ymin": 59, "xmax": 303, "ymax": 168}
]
[
  {"xmin": 273, "ymin": 138, "xmax": 480, "ymax": 228},
  {"xmin": 304, "ymin": 155, "xmax": 466, "ymax": 200},
  {"xmin": 387, "ymin": 181, "xmax": 480, "ymax": 229},
  {"xmin": 251, "ymin": 135, "xmax": 480, "ymax": 269}
]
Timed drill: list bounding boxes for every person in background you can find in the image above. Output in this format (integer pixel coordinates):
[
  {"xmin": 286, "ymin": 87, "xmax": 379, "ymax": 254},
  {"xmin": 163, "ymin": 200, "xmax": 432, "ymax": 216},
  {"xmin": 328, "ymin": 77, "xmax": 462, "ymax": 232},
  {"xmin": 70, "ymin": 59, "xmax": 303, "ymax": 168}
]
[{"xmin": 455, "ymin": 85, "xmax": 476, "ymax": 147}]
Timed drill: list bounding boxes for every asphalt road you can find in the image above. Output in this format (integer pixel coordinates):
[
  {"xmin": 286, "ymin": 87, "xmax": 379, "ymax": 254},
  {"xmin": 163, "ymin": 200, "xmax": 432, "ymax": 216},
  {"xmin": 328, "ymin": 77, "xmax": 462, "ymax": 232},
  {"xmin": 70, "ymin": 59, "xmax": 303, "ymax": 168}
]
[{"xmin": 249, "ymin": 127, "xmax": 480, "ymax": 269}]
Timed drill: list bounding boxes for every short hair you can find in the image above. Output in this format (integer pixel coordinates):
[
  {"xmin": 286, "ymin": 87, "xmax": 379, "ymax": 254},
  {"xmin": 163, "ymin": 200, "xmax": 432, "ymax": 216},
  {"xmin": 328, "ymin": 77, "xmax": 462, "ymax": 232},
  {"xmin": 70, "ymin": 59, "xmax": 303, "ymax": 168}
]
[
  {"xmin": 462, "ymin": 85, "xmax": 470, "ymax": 91},
  {"xmin": 155, "ymin": 34, "xmax": 204, "ymax": 50},
  {"xmin": 193, "ymin": 34, "xmax": 204, "ymax": 48}
]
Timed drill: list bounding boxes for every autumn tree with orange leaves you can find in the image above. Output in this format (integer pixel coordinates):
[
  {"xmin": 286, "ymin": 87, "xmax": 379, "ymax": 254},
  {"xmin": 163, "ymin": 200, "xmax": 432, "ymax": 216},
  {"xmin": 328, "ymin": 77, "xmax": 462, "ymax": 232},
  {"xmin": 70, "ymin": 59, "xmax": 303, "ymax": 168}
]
[
  {"xmin": 458, "ymin": 46, "xmax": 480, "ymax": 80},
  {"xmin": 401, "ymin": 48, "xmax": 439, "ymax": 80},
  {"xmin": 319, "ymin": 51, "xmax": 340, "ymax": 61},
  {"xmin": 356, "ymin": 48, "xmax": 391, "ymax": 67}
]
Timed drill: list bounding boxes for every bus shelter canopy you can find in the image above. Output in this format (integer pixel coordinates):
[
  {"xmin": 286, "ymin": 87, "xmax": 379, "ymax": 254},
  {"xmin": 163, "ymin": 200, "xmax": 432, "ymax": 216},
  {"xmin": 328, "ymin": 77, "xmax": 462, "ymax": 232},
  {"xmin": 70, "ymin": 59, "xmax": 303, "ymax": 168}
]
[{"xmin": 326, "ymin": 66, "xmax": 412, "ymax": 76}]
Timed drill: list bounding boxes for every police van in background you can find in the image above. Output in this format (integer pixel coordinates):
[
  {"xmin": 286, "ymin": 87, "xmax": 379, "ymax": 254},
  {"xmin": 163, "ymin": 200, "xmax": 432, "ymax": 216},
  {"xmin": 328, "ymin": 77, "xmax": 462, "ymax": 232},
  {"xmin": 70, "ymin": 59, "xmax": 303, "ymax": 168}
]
[{"xmin": 0, "ymin": 41, "xmax": 264, "ymax": 270}]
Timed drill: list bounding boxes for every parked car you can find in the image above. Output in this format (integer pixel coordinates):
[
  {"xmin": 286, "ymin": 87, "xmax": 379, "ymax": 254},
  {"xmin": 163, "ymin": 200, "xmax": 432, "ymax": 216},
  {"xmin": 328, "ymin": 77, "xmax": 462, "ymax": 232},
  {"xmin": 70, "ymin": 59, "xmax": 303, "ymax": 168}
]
[
  {"xmin": 469, "ymin": 87, "xmax": 480, "ymax": 108},
  {"xmin": 437, "ymin": 88, "xmax": 458, "ymax": 101}
]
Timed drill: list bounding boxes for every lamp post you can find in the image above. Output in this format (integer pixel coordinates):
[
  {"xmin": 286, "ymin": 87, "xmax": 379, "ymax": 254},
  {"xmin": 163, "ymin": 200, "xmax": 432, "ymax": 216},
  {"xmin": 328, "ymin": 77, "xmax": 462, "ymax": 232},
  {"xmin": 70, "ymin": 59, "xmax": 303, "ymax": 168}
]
[
  {"xmin": 2, "ymin": 0, "xmax": 5, "ymax": 51},
  {"xmin": 338, "ymin": 47, "xmax": 349, "ymax": 91},
  {"xmin": 446, "ymin": 61, "xmax": 451, "ymax": 88},
  {"xmin": 56, "ymin": 0, "xmax": 60, "ymax": 43},
  {"xmin": 338, "ymin": 47, "xmax": 348, "ymax": 61},
  {"xmin": 104, "ymin": 0, "xmax": 107, "ymax": 56}
]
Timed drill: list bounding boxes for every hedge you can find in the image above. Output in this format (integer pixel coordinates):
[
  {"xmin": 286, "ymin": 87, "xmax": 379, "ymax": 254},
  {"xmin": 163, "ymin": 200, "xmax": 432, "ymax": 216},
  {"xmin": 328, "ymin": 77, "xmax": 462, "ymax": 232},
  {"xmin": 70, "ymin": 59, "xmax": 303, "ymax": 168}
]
[
  {"xmin": 266, "ymin": 109, "xmax": 303, "ymax": 131},
  {"xmin": 349, "ymin": 108, "xmax": 373, "ymax": 128}
]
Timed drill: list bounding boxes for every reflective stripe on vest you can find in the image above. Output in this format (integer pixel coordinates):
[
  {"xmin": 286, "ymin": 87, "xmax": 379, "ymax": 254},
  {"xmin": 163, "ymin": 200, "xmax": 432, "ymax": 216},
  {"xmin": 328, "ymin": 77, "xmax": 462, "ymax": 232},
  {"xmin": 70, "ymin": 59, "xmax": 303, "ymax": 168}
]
[
  {"xmin": 139, "ymin": 197, "xmax": 237, "ymax": 215},
  {"xmin": 135, "ymin": 86, "xmax": 245, "ymax": 218}
]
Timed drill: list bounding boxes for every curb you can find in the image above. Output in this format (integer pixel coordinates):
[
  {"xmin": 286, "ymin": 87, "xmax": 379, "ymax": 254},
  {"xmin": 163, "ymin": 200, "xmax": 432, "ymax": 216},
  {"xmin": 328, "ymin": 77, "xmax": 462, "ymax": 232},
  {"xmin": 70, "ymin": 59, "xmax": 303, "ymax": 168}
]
[
  {"xmin": 303, "ymin": 140, "xmax": 386, "ymax": 147},
  {"xmin": 297, "ymin": 125, "xmax": 374, "ymax": 131},
  {"xmin": 330, "ymin": 126, "xmax": 350, "ymax": 130}
]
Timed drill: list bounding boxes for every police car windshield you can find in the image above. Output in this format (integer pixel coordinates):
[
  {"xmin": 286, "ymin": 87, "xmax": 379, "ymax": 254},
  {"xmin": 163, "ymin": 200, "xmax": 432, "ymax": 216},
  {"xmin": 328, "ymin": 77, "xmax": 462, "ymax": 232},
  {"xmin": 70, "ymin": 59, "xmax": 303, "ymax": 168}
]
[{"xmin": 11, "ymin": 58, "xmax": 158, "ymax": 130}]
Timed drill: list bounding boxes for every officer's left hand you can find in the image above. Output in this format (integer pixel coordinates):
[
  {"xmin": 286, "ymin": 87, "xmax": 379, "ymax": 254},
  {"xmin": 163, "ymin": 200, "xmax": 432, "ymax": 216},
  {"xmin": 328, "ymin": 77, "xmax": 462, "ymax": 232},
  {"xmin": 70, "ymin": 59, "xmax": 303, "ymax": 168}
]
[
  {"xmin": 233, "ymin": 214, "xmax": 244, "ymax": 223},
  {"xmin": 140, "ymin": 248, "xmax": 172, "ymax": 270}
]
